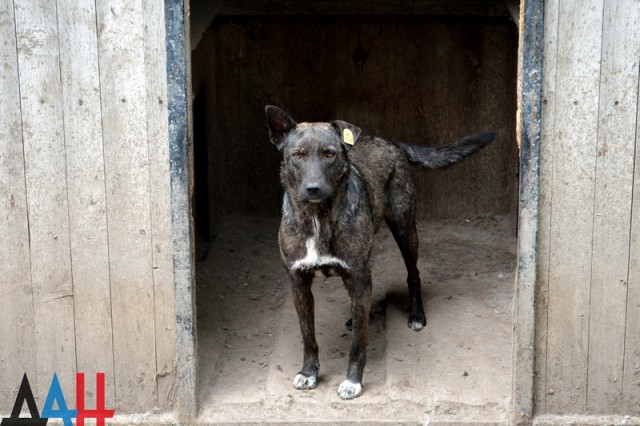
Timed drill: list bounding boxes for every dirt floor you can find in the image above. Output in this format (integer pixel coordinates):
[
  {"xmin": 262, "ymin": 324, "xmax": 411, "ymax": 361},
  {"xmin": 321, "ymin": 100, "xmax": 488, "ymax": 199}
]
[{"xmin": 195, "ymin": 214, "xmax": 516, "ymax": 425}]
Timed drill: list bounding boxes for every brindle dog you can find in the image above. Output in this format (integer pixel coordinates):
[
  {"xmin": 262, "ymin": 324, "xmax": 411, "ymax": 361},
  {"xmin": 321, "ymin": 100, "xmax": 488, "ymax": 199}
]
[{"xmin": 265, "ymin": 106, "xmax": 495, "ymax": 399}]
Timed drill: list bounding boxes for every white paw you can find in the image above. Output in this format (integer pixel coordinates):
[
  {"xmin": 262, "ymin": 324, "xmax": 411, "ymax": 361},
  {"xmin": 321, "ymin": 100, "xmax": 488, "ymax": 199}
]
[
  {"xmin": 409, "ymin": 321, "xmax": 424, "ymax": 331},
  {"xmin": 408, "ymin": 314, "xmax": 426, "ymax": 332},
  {"xmin": 337, "ymin": 380, "xmax": 362, "ymax": 399},
  {"xmin": 293, "ymin": 373, "xmax": 317, "ymax": 390}
]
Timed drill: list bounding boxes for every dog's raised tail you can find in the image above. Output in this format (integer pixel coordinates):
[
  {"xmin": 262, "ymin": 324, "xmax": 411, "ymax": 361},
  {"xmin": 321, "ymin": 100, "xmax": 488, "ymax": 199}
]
[{"xmin": 397, "ymin": 132, "xmax": 496, "ymax": 169}]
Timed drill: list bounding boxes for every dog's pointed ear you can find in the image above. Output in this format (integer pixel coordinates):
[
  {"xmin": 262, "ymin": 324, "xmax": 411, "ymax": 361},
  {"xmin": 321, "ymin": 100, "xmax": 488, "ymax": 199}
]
[
  {"xmin": 266, "ymin": 105, "xmax": 297, "ymax": 150},
  {"xmin": 331, "ymin": 120, "xmax": 362, "ymax": 151}
]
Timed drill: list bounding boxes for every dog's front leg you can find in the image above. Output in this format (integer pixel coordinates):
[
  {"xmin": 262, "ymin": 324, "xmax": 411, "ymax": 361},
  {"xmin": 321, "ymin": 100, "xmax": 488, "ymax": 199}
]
[
  {"xmin": 290, "ymin": 270, "xmax": 320, "ymax": 390},
  {"xmin": 338, "ymin": 272, "xmax": 372, "ymax": 400}
]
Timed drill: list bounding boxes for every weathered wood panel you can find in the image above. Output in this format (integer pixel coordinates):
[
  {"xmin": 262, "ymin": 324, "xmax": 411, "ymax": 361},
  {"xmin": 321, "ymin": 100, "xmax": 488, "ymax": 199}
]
[
  {"xmin": 0, "ymin": 0, "xmax": 37, "ymax": 409},
  {"xmin": 143, "ymin": 0, "xmax": 178, "ymax": 409},
  {"xmin": 165, "ymin": 0, "xmax": 196, "ymax": 418},
  {"xmin": 536, "ymin": 0, "xmax": 640, "ymax": 417},
  {"xmin": 346, "ymin": 17, "xmax": 396, "ymax": 136},
  {"xmin": 1, "ymin": 0, "xmax": 179, "ymax": 416},
  {"xmin": 393, "ymin": 18, "xmax": 447, "ymax": 215},
  {"xmin": 191, "ymin": 27, "xmax": 214, "ymax": 236},
  {"xmin": 213, "ymin": 17, "xmax": 288, "ymax": 217},
  {"xmin": 587, "ymin": 0, "xmax": 639, "ymax": 412},
  {"xmin": 512, "ymin": 0, "xmax": 544, "ymax": 421},
  {"xmin": 209, "ymin": 16, "xmax": 518, "ymax": 221},
  {"xmin": 543, "ymin": 0, "xmax": 604, "ymax": 414},
  {"xmin": 96, "ymin": 0, "xmax": 158, "ymax": 411},
  {"xmin": 623, "ymin": 6, "xmax": 640, "ymax": 409},
  {"xmin": 283, "ymin": 17, "xmax": 348, "ymax": 122},
  {"xmin": 14, "ymin": 0, "xmax": 77, "ymax": 402},
  {"xmin": 57, "ymin": 0, "xmax": 115, "ymax": 407},
  {"xmin": 534, "ymin": 0, "xmax": 560, "ymax": 415}
]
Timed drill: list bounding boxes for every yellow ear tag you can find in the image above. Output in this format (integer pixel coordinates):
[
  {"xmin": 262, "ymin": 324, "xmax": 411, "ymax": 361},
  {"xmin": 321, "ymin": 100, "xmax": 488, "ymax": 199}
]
[{"xmin": 343, "ymin": 128, "xmax": 355, "ymax": 145}]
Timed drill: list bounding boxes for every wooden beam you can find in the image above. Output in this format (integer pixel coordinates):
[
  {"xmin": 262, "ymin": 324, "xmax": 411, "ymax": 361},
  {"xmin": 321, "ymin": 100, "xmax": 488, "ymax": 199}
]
[
  {"xmin": 512, "ymin": 0, "xmax": 544, "ymax": 423},
  {"xmin": 57, "ymin": 0, "xmax": 116, "ymax": 408},
  {"xmin": 587, "ymin": 0, "xmax": 639, "ymax": 413},
  {"xmin": 144, "ymin": 0, "xmax": 178, "ymax": 411},
  {"xmin": 165, "ymin": 0, "xmax": 197, "ymax": 421},
  {"xmin": 14, "ymin": 0, "xmax": 77, "ymax": 402},
  {"xmin": 0, "ymin": 0, "xmax": 37, "ymax": 408},
  {"xmin": 534, "ymin": 0, "xmax": 559, "ymax": 416},
  {"xmin": 206, "ymin": 0, "xmax": 510, "ymax": 16},
  {"xmin": 544, "ymin": 0, "xmax": 604, "ymax": 415},
  {"xmin": 96, "ymin": 0, "xmax": 158, "ymax": 411}
]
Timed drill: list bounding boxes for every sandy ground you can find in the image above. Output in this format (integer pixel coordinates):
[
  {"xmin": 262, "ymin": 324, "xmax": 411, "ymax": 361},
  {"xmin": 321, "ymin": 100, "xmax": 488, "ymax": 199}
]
[{"xmin": 195, "ymin": 214, "xmax": 516, "ymax": 424}]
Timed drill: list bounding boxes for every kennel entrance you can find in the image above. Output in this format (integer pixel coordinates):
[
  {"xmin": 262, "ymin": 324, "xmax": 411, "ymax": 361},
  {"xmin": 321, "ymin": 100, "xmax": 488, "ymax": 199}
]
[{"xmin": 187, "ymin": 1, "xmax": 529, "ymax": 423}]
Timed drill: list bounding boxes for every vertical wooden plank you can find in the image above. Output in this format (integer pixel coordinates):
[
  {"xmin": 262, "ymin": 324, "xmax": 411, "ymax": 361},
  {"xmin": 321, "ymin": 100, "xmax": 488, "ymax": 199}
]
[
  {"xmin": 476, "ymin": 22, "xmax": 519, "ymax": 224},
  {"xmin": 191, "ymin": 27, "xmax": 220, "ymax": 236},
  {"xmin": 320, "ymin": 17, "xmax": 349, "ymax": 121},
  {"xmin": 392, "ymin": 16, "xmax": 428, "ymax": 144},
  {"xmin": 347, "ymin": 16, "xmax": 397, "ymax": 136},
  {"xmin": 13, "ymin": 0, "xmax": 77, "ymax": 402},
  {"xmin": 250, "ymin": 16, "xmax": 290, "ymax": 214},
  {"xmin": 55, "ymin": 0, "xmax": 115, "ymax": 408},
  {"xmin": 96, "ymin": 0, "xmax": 157, "ymax": 412},
  {"xmin": 0, "ymin": 0, "xmax": 37, "ymax": 408},
  {"xmin": 284, "ymin": 16, "xmax": 336, "ymax": 121},
  {"xmin": 545, "ymin": 0, "xmax": 604, "ymax": 414},
  {"xmin": 143, "ymin": 0, "xmax": 177, "ymax": 410},
  {"xmin": 240, "ymin": 17, "xmax": 289, "ymax": 214},
  {"xmin": 512, "ymin": 0, "xmax": 545, "ymax": 422},
  {"xmin": 214, "ymin": 16, "xmax": 348, "ymax": 218},
  {"xmin": 399, "ymin": 18, "xmax": 485, "ymax": 218},
  {"xmin": 587, "ymin": 0, "xmax": 640, "ymax": 413},
  {"xmin": 623, "ymin": 4, "xmax": 640, "ymax": 412},
  {"xmin": 212, "ymin": 17, "xmax": 248, "ymax": 217},
  {"xmin": 165, "ymin": 0, "xmax": 197, "ymax": 418},
  {"xmin": 535, "ymin": 0, "xmax": 560, "ymax": 416}
]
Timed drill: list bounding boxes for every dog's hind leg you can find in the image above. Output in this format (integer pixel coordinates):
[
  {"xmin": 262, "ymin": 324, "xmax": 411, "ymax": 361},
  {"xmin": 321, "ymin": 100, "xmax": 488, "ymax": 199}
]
[
  {"xmin": 290, "ymin": 271, "xmax": 320, "ymax": 390},
  {"xmin": 385, "ymin": 177, "xmax": 427, "ymax": 331},
  {"xmin": 387, "ymin": 217, "xmax": 427, "ymax": 331}
]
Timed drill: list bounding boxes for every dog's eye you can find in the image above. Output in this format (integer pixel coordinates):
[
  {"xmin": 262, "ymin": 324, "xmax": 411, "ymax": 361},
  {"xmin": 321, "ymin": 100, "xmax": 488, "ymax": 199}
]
[
  {"xmin": 291, "ymin": 152, "xmax": 302, "ymax": 159},
  {"xmin": 324, "ymin": 151, "xmax": 335, "ymax": 159}
]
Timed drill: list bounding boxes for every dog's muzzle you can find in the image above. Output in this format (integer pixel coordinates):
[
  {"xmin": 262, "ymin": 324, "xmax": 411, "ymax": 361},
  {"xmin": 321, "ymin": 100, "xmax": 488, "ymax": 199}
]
[
  {"xmin": 299, "ymin": 181, "xmax": 332, "ymax": 203},
  {"xmin": 297, "ymin": 159, "xmax": 332, "ymax": 203},
  {"xmin": 305, "ymin": 183, "xmax": 324, "ymax": 203}
]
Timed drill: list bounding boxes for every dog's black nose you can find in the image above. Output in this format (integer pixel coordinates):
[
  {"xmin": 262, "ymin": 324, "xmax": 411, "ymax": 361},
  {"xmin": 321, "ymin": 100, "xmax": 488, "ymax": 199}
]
[{"xmin": 306, "ymin": 184, "xmax": 321, "ymax": 194}]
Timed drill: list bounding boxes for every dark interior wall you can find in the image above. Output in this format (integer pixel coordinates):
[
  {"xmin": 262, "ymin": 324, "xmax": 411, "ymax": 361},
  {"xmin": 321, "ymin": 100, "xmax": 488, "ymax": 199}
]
[
  {"xmin": 192, "ymin": 26, "xmax": 218, "ymax": 241},
  {"xmin": 194, "ymin": 14, "xmax": 518, "ymax": 229}
]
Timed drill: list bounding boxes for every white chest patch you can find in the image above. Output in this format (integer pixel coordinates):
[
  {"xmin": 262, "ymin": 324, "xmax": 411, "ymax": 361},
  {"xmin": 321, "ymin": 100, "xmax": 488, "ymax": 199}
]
[
  {"xmin": 291, "ymin": 238, "xmax": 350, "ymax": 272},
  {"xmin": 290, "ymin": 216, "xmax": 350, "ymax": 272}
]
